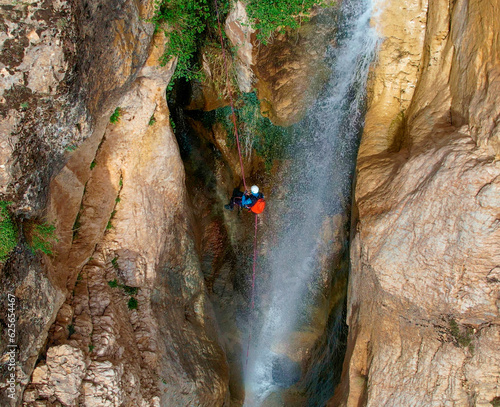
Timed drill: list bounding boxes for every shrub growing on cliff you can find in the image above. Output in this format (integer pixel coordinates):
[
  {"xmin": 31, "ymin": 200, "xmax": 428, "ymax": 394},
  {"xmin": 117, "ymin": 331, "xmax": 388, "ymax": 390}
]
[
  {"xmin": 26, "ymin": 221, "xmax": 58, "ymax": 255},
  {"xmin": 448, "ymin": 318, "xmax": 474, "ymax": 350},
  {"xmin": 0, "ymin": 201, "xmax": 18, "ymax": 262},
  {"xmin": 151, "ymin": 0, "xmax": 230, "ymax": 88},
  {"xmin": 110, "ymin": 107, "xmax": 121, "ymax": 124},
  {"xmin": 246, "ymin": 0, "xmax": 323, "ymax": 44},
  {"xmin": 214, "ymin": 92, "xmax": 291, "ymax": 169},
  {"xmin": 127, "ymin": 297, "xmax": 138, "ymax": 310}
]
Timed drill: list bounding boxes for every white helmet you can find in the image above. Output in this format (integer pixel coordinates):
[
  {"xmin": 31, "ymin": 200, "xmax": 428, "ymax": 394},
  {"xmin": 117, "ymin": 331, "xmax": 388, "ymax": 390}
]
[{"xmin": 251, "ymin": 185, "xmax": 259, "ymax": 194}]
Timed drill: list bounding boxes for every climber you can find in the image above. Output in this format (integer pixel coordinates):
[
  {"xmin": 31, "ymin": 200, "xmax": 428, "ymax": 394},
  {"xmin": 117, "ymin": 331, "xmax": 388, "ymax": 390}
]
[{"xmin": 224, "ymin": 185, "xmax": 266, "ymax": 214}]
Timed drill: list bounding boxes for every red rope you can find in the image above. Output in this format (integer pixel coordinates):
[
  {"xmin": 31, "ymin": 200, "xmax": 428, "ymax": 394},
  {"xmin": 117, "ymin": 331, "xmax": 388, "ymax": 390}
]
[
  {"xmin": 214, "ymin": 0, "xmax": 259, "ymax": 368},
  {"xmin": 214, "ymin": 0, "xmax": 247, "ymax": 191}
]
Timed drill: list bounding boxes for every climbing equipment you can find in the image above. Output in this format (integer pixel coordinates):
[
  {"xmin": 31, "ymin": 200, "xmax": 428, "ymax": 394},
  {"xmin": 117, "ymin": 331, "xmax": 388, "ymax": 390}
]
[
  {"xmin": 214, "ymin": 0, "xmax": 262, "ymax": 367},
  {"xmin": 250, "ymin": 198, "xmax": 266, "ymax": 214},
  {"xmin": 214, "ymin": 0, "xmax": 247, "ymax": 192}
]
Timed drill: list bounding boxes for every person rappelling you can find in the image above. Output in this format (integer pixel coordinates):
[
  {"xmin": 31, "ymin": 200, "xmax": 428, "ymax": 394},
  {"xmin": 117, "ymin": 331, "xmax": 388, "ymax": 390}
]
[{"xmin": 225, "ymin": 185, "xmax": 266, "ymax": 214}]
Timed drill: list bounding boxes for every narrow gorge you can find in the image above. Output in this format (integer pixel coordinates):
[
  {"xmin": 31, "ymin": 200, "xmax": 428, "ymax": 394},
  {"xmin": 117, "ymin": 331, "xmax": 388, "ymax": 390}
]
[{"xmin": 0, "ymin": 0, "xmax": 498, "ymax": 406}]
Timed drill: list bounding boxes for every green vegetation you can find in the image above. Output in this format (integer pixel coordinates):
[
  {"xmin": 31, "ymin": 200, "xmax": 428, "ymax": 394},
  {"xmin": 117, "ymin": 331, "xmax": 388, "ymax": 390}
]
[
  {"xmin": 108, "ymin": 279, "xmax": 119, "ymax": 288},
  {"xmin": 108, "ymin": 274, "xmax": 139, "ymax": 310},
  {"xmin": 20, "ymin": 101, "xmax": 29, "ymax": 110},
  {"xmin": 26, "ymin": 221, "xmax": 58, "ymax": 255},
  {"xmin": 210, "ymin": 92, "xmax": 291, "ymax": 169},
  {"xmin": 151, "ymin": 0, "xmax": 322, "ymax": 86},
  {"xmin": 150, "ymin": 0, "xmax": 230, "ymax": 89},
  {"xmin": 111, "ymin": 257, "xmax": 119, "ymax": 269},
  {"xmin": 110, "ymin": 107, "xmax": 121, "ymax": 124},
  {"xmin": 90, "ymin": 160, "xmax": 96, "ymax": 170},
  {"xmin": 89, "ymin": 344, "xmax": 95, "ymax": 353},
  {"xmin": 122, "ymin": 285, "xmax": 138, "ymax": 296},
  {"xmin": 490, "ymin": 397, "xmax": 500, "ymax": 407},
  {"xmin": 449, "ymin": 318, "xmax": 474, "ymax": 349},
  {"xmin": 246, "ymin": 0, "xmax": 323, "ymax": 44},
  {"xmin": 127, "ymin": 297, "xmax": 138, "ymax": 310},
  {"xmin": 68, "ymin": 324, "xmax": 75, "ymax": 336},
  {"xmin": 106, "ymin": 210, "xmax": 117, "ymax": 230},
  {"xmin": 0, "ymin": 202, "xmax": 18, "ymax": 262},
  {"xmin": 149, "ymin": 115, "xmax": 156, "ymax": 126},
  {"xmin": 65, "ymin": 145, "xmax": 77, "ymax": 152}
]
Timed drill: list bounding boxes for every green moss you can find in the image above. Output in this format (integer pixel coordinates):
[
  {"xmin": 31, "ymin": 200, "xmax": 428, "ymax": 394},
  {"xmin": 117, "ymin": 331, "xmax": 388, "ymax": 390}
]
[
  {"xmin": 90, "ymin": 160, "xmax": 96, "ymax": 170},
  {"xmin": 149, "ymin": 115, "xmax": 156, "ymax": 126},
  {"xmin": 0, "ymin": 201, "xmax": 18, "ymax": 262},
  {"xmin": 449, "ymin": 318, "xmax": 474, "ymax": 348},
  {"xmin": 127, "ymin": 297, "xmax": 138, "ymax": 310},
  {"xmin": 110, "ymin": 107, "xmax": 121, "ymax": 124},
  {"xmin": 111, "ymin": 257, "xmax": 119, "ymax": 269},
  {"xmin": 26, "ymin": 222, "xmax": 58, "ymax": 255},
  {"xmin": 108, "ymin": 279, "xmax": 119, "ymax": 288},
  {"xmin": 122, "ymin": 286, "xmax": 138, "ymax": 296}
]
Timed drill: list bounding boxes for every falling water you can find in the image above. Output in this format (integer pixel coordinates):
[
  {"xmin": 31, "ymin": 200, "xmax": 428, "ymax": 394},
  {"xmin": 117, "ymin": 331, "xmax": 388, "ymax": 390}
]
[{"xmin": 244, "ymin": 0, "xmax": 379, "ymax": 403}]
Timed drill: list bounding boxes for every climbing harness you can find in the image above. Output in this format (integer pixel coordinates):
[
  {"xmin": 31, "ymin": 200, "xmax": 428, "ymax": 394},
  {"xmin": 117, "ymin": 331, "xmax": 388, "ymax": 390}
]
[{"xmin": 214, "ymin": 0, "xmax": 260, "ymax": 367}]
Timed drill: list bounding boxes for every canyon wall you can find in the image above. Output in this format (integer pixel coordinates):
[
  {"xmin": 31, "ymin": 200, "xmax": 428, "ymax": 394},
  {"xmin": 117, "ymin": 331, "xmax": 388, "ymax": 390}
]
[
  {"xmin": 1, "ymin": 1, "xmax": 229, "ymax": 406},
  {"xmin": 334, "ymin": 0, "xmax": 500, "ymax": 405},
  {"xmin": 3, "ymin": 0, "xmax": 498, "ymax": 405}
]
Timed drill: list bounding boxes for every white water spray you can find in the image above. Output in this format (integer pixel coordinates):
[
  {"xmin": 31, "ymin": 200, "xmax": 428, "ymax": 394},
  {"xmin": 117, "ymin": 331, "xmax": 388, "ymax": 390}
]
[{"xmin": 244, "ymin": 0, "xmax": 380, "ymax": 404}]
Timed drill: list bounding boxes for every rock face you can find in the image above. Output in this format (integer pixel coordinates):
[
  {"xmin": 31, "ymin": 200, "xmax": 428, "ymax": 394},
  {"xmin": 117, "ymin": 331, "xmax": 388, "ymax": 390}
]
[
  {"xmin": 334, "ymin": 0, "xmax": 500, "ymax": 405},
  {"xmin": 252, "ymin": 7, "xmax": 336, "ymax": 127},
  {"xmin": 1, "ymin": 1, "xmax": 229, "ymax": 406}
]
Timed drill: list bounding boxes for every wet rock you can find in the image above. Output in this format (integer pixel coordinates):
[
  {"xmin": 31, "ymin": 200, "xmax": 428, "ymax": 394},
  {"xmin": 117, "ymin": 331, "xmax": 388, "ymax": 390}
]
[
  {"xmin": 252, "ymin": 7, "xmax": 337, "ymax": 126},
  {"xmin": 272, "ymin": 355, "xmax": 302, "ymax": 388}
]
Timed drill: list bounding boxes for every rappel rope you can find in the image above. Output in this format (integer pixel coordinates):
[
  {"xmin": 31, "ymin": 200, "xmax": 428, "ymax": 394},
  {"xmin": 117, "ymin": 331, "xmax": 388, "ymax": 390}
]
[
  {"xmin": 214, "ymin": 0, "xmax": 247, "ymax": 191},
  {"xmin": 214, "ymin": 0, "xmax": 259, "ymax": 367}
]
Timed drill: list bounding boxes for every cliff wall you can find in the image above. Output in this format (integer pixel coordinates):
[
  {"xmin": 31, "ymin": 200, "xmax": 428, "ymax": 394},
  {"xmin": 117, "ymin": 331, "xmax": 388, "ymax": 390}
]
[
  {"xmin": 334, "ymin": 0, "xmax": 500, "ymax": 405},
  {"xmin": 1, "ymin": 1, "xmax": 229, "ymax": 405}
]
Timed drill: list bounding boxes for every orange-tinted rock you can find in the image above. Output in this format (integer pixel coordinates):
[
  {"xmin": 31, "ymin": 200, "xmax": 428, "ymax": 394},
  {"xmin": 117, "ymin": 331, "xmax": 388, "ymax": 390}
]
[{"xmin": 335, "ymin": 0, "xmax": 500, "ymax": 405}]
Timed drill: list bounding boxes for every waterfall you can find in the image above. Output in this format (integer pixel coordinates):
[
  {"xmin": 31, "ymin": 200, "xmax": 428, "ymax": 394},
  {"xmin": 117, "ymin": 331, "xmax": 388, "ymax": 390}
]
[{"xmin": 244, "ymin": 0, "xmax": 379, "ymax": 403}]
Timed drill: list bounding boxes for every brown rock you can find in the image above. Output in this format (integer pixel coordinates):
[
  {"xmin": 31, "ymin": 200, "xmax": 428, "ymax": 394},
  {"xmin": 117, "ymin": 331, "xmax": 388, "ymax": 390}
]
[{"xmin": 252, "ymin": 7, "xmax": 336, "ymax": 126}]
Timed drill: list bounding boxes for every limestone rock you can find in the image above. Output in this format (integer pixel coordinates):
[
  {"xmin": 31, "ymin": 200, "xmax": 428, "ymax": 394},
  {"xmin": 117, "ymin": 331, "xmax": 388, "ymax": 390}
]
[
  {"xmin": 225, "ymin": 1, "xmax": 255, "ymax": 93},
  {"xmin": 252, "ymin": 7, "xmax": 336, "ymax": 127},
  {"xmin": 31, "ymin": 345, "xmax": 86, "ymax": 406},
  {"xmin": 335, "ymin": 0, "xmax": 500, "ymax": 405}
]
